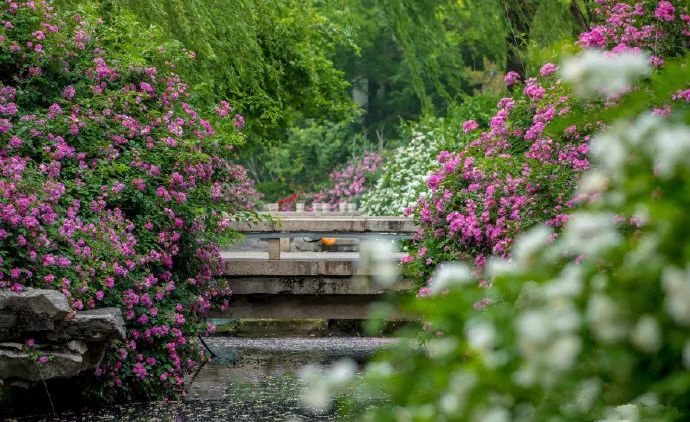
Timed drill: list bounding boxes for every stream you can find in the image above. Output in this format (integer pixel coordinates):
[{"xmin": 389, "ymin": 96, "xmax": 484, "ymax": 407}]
[{"xmin": 7, "ymin": 337, "xmax": 395, "ymax": 421}]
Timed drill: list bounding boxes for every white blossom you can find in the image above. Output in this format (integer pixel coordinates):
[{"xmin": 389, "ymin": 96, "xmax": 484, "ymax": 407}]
[
  {"xmin": 650, "ymin": 125, "xmax": 690, "ymax": 178},
  {"xmin": 430, "ymin": 262, "xmax": 473, "ymax": 294},
  {"xmin": 299, "ymin": 359, "xmax": 356, "ymax": 413},
  {"xmin": 602, "ymin": 404, "xmax": 639, "ymax": 422},
  {"xmin": 578, "ymin": 170, "xmax": 610, "ymax": 195},
  {"xmin": 512, "ymin": 226, "xmax": 553, "ymax": 265},
  {"xmin": 561, "ymin": 50, "xmax": 650, "ymax": 97},
  {"xmin": 544, "ymin": 264, "xmax": 584, "ymax": 299},
  {"xmin": 465, "ymin": 318, "xmax": 497, "ymax": 353},
  {"xmin": 359, "ymin": 239, "xmax": 399, "ymax": 287},
  {"xmin": 586, "ymin": 294, "xmax": 628, "ymax": 343},
  {"xmin": 661, "ymin": 266, "xmax": 690, "ymax": 326},
  {"xmin": 630, "ymin": 315, "xmax": 662, "ymax": 353},
  {"xmin": 476, "ymin": 406, "xmax": 511, "ymax": 422},
  {"xmin": 561, "ymin": 212, "xmax": 621, "ymax": 257}
]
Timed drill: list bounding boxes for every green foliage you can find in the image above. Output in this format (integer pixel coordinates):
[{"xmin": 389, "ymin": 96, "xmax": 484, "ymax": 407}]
[
  {"xmin": 74, "ymin": 0, "xmax": 355, "ymax": 122},
  {"xmin": 360, "ymin": 95, "xmax": 499, "ymax": 216},
  {"xmin": 263, "ymin": 120, "xmax": 372, "ymax": 199},
  {"xmin": 0, "ymin": 2, "xmax": 252, "ymax": 399},
  {"xmin": 342, "ymin": 53, "xmax": 690, "ymax": 421}
]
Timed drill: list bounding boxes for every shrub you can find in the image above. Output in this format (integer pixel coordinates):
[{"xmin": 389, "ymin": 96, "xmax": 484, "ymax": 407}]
[
  {"xmin": 360, "ymin": 96, "xmax": 498, "ymax": 216},
  {"xmin": 348, "ymin": 56, "xmax": 690, "ymax": 420},
  {"xmin": 308, "ymin": 152, "xmax": 383, "ymax": 210},
  {"xmin": 0, "ymin": 1, "xmax": 251, "ymax": 399},
  {"xmin": 303, "ymin": 51, "xmax": 690, "ymax": 422},
  {"xmin": 402, "ymin": 0, "xmax": 690, "ymax": 288}
]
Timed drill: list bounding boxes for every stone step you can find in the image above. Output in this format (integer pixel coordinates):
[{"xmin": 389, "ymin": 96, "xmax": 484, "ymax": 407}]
[
  {"xmin": 208, "ymin": 295, "xmax": 387, "ymax": 320},
  {"xmin": 222, "ymin": 251, "xmax": 403, "ymax": 277},
  {"xmin": 211, "ymin": 318, "xmax": 329, "ymax": 337},
  {"xmin": 227, "ymin": 276, "xmax": 411, "ymax": 295}
]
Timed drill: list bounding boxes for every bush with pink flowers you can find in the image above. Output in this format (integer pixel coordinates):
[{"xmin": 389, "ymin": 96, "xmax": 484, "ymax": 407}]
[
  {"xmin": 403, "ymin": 0, "xmax": 690, "ymax": 289},
  {"xmin": 308, "ymin": 152, "xmax": 383, "ymax": 210},
  {"xmin": 0, "ymin": 1, "xmax": 254, "ymax": 399}
]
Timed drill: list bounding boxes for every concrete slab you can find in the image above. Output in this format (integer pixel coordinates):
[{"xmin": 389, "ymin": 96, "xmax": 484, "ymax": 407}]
[
  {"xmin": 227, "ymin": 276, "xmax": 411, "ymax": 295},
  {"xmin": 228, "ymin": 216, "xmax": 418, "ymax": 234},
  {"xmin": 208, "ymin": 295, "xmax": 386, "ymax": 319},
  {"xmin": 222, "ymin": 251, "xmax": 403, "ymax": 276}
]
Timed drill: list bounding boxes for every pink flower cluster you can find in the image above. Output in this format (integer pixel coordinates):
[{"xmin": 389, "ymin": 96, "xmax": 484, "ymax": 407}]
[
  {"xmin": 579, "ymin": 0, "xmax": 689, "ymax": 52},
  {"xmin": 0, "ymin": 2, "xmax": 252, "ymax": 399},
  {"xmin": 406, "ymin": 0, "xmax": 689, "ymax": 291},
  {"xmin": 308, "ymin": 152, "xmax": 382, "ymax": 210}
]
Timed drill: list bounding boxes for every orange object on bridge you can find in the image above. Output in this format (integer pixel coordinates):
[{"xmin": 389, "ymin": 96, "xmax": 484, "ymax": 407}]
[{"xmin": 320, "ymin": 238, "xmax": 337, "ymax": 246}]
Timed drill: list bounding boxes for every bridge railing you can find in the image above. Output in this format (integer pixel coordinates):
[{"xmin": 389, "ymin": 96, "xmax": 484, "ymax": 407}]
[{"xmin": 228, "ymin": 205, "xmax": 417, "ymax": 260}]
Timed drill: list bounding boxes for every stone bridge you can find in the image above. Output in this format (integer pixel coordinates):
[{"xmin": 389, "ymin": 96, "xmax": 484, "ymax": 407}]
[{"xmin": 212, "ymin": 210, "xmax": 418, "ymax": 320}]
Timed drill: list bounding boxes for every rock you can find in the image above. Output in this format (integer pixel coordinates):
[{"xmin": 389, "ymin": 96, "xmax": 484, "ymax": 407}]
[
  {"xmin": 0, "ymin": 349, "xmax": 83, "ymax": 382},
  {"xmin": 54, "ymin": 308, "xmax": 125, "ymax": 341},
  {"xmin": 0, "ymin": 342, "xmax": 23, "ymax": 351},
  {"xmin": 0, "ymin": 288, "xmax": 70, "ymax": 319},
  {"xmin": 66, "ymin": 340, "xmax": 88, "ymax": 355},
  {"xmin": 0, "ymin": 289, "xmax": 125, "ymax": 387},
  {"xmin": 0, "ymin": 313, "xmax": 17, "ymax": 329},
  {"xmin": 0, "ymin": 289, "xmax": 71, "ymax": 338}
]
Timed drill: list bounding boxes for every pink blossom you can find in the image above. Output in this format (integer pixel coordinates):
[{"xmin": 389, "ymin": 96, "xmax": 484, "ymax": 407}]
[
  {"xmin": 463, "ymin": 120, "xmax": 479, "ymax": 133},
  {"xmin": 655, "ymin": 1, "xmax": 676, "ymax": 21},
  {"xmin": 539, "ymin": 63, "xmax": 558, "ymax": 77},
  {"xmin": 504, "ymin": 71, "xmax": 521, "ymax": 86}
]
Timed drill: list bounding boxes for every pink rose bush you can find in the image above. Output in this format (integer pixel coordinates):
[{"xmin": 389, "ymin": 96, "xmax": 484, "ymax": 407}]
[
  {"xmin": 0, "ymin": 2, "xmax": 254, "ymax": 399},
  {"xmin": 404, "ymin": 0, "xmax": 690, "ymax": 287},
  {"xmin": 308, "ymin": 152, "xmax": 382, "ymax": 210}
]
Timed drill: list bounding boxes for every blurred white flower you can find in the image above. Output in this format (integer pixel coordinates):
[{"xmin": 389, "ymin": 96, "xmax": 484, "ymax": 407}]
[
  {"xmin": 476, "ymin": 406, "xmax": 511, "ymax": 422},
  {"xmin": 299, "ymin": 364, "xmax": 331, "ymax": 413},
  {"xmin": 591, "ymin": 131, "xmax": 628, "ymax": 173},
  {"xmin": 651, "ymin": 125, "xmax": 690, "ymax": 178},
  {"xmin": 428, "ymin": 338, "xmax": 458, "ymax": 359},
  {"xmin": 299, "ymin": 359, "xmax": 357, "ymax": 413},
  {"xmin": 602, "ymin": 403, "xmax": 639, "ymax": 422},
  {"xmin": 630, "ymin": 315, "xmax": 662, "ymax": 353},
  {"xmin": 561, "ymin": 212, "xmax": 621, "ymax": 257},
  {"xmin": 430, "ymin": 262, "xmax": 473, "ymax": 294},
  {"xmin": 513, "ymin": 226, "xmax": 553, "ymax": 265},
  {"xmin": 661, "ymin": 266, "xmax": 690, "ymax": 326},
  {"xmin": 328, "ymin": 359, "xmax": 357, "ymax": 384},
  {"xmin": 578, "ymin": 170, "xmax": 609, "ymax": 194},
  {"xmin": 365, "ymin": 361, "xmax": 393, "ymax": 378},
  {"xmin": 544, "ymin": 265, "xmax": 584, "ymax": 299},
  {"xmin": 563, "ymin": 378, "xmax": 601, "ymax": 414},
  {"xmin": 359, "ymin": 239, "xmax": 399, "ymax": 287},
  {"xmin": 465, "ymin": 318, "xmax": 497, "ymax": 353},
  {"xmin": 486, "ymin": 257, "xmax": 518, "ymax": 277},
  {"xmin": 587, "ymin": 294, "xmax": 628, "ymax": 343},
  {"xmin": 561, "ymin": 50, "xmax": 650, "ymax": 97},
  {"xmin": 545, "ymin": 335, "xmax": 581, "ymax": 371},
  {"xmin": 440, "ymin": 371, "xmax": 477, "ymax": 415}
]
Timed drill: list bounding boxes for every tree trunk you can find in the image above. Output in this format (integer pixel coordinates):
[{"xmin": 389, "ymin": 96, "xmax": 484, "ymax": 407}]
[
  {"xmin": 569, "ymin": 0, "xmax": 590, "ymax": 32},
  {"xmin": 502, "ymin": 0, "xmax": 536, "ymax": 78}
]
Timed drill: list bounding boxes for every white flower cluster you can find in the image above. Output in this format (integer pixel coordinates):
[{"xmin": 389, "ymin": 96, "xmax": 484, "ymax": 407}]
[
  {"xmin": 561, "ymin": 49, "xmax": 650, "ymax": 97},
  {"xmin": 347, "ymin": 111, "xmax": 690, "ymax": 420},
  {"xmin": 298, "ymin": 359, "xmax": 357, "ymax": 413},
  {"xmin": 358, "ymin": 239, "xmax": 400, "ymax": 287},
  {"xmin": 360, "ymin": 130, "xmax": 443, "ymax": 216}
]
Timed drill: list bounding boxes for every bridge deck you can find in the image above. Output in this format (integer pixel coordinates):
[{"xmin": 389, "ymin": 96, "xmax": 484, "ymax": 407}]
[{"xmin": 222, "ymin": 251, "xmax": 403, "ymax": 277}]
